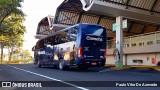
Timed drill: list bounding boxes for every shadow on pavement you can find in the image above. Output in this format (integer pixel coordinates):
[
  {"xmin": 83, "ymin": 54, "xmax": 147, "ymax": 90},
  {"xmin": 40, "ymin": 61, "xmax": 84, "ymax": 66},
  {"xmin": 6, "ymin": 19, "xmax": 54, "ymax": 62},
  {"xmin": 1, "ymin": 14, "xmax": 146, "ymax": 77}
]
[
  {"xmin": 34, "ymin": 65, "xmax": 160, "ymax": 73},
  {"xmin": 35, "ymin": 65, "xmax": 110, "ymax": 72},
  {"xmin": 121, "ymin": 67, "xmax": 160, "ymax": 73}
]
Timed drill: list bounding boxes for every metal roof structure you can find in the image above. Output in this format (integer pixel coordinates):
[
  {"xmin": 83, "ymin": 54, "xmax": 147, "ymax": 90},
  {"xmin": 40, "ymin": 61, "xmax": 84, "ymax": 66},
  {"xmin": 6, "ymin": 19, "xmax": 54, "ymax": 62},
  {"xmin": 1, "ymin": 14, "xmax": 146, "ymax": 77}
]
[
  {"xmin": 36, "ymin": 0, "xmax": 160, "ymax": 39},
  {"xmin": 35, "ymin": 15, "xmax": 68, "ymax": 39},
  {"xmin": 101, "ymin": 0, "xmax": 160, "ymax": 14}
]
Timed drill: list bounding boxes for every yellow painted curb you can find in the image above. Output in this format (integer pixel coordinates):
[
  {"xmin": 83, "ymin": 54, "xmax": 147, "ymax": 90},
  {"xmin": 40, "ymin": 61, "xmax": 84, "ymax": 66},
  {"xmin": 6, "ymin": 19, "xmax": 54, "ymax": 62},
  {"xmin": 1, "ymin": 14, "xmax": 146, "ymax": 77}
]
[
  {"xmin": 105, "ymin": 64, "xmax": 115, "ymax": 67},
  {"xmin": 152, "ymin": 67, "xmax": 160, "ymax": 71},
  {"xmin": 105, "ymin": 64, "xmax": 160, "ymax": 71},
  {"xmin": 110, "ymin": 66, "xmax": 131, "ymax": 71}
]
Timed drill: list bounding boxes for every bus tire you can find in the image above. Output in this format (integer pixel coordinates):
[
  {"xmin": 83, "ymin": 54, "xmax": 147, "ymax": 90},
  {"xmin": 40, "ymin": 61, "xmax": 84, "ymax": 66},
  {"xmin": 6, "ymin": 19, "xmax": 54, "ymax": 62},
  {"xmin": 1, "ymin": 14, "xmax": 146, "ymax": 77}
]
[
  {"xmin": 78, "ymin": 66, "xmax": 88, "ymax": 71},
  {"xmin": 38, "ymin": 61, "xmax": 41, "ymax": 68},
  {"xmin": 53, "ymin": 65, "xmax": 58, "ymax": 68},
  {"xmin": 59, "ymin": 59, "xmax": 65, "ymax": 70}
]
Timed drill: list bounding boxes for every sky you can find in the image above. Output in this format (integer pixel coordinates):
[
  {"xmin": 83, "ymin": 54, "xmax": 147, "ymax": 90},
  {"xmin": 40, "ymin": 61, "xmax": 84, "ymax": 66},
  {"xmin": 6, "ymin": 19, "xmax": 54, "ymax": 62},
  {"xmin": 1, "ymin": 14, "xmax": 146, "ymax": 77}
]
[{"xmin": 21, "ymin": 0, "xmax": 63, "ymax": 56}]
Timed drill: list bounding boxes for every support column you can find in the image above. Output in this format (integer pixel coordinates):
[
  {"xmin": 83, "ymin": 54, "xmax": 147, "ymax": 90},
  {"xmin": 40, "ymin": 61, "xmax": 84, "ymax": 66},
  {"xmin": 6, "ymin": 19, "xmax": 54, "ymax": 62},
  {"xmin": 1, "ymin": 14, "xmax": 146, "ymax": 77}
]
[{"xmin": 115, "ymin": 16, "xmax": 123, "ymax": 68}]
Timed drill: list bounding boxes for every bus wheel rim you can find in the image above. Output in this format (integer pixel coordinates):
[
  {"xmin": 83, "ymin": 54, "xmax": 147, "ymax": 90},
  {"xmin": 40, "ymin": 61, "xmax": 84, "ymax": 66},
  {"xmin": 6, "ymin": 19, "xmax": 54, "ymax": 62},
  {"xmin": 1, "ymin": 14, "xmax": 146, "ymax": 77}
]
[{"xmin": 59, "ymin": 61, "xmax": 63, "ymax": 69}]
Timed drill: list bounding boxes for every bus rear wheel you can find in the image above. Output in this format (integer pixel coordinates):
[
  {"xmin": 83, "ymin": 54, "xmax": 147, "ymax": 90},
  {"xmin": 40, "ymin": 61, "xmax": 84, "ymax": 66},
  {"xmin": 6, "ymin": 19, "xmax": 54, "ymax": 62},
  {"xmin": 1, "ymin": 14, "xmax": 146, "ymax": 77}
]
[{"xmin": 59, "ymin": 59, "xmax": 65, "ymax": 70}]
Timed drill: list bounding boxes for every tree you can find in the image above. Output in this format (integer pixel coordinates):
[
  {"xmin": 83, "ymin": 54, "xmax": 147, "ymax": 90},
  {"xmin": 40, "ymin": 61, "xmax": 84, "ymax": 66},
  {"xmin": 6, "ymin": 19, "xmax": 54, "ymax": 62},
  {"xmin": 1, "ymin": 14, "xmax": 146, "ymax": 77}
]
[
  {"xmin": 1, "ymin": 14, "xmax": 26, "ymax": 63},
  {"xmin": 0, "ymin": 35, "xmax": 6, "ymax": 63},
  {"xmin": 0, "ymin": 0, "xmax": 24, "ymax": 27},
  {"xmin": 0, "ymin": 0, "xmax": 25, "ymax": 64}
]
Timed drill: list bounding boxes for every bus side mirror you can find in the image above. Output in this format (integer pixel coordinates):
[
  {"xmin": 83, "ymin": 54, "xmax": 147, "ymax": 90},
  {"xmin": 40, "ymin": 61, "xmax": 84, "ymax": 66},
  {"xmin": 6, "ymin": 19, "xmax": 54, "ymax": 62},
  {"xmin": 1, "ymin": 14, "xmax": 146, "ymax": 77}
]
[{"xmin": 32, "ymin": 46, "xmax": 35, "ymax": 51}]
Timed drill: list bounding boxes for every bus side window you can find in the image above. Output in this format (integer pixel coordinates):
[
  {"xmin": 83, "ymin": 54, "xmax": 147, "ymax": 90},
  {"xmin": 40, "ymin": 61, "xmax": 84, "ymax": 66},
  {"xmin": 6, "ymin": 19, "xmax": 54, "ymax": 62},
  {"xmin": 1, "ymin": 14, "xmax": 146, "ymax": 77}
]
[{"xmin": 68, "ymin": 26, "xmax": 78, "ymax": 41}]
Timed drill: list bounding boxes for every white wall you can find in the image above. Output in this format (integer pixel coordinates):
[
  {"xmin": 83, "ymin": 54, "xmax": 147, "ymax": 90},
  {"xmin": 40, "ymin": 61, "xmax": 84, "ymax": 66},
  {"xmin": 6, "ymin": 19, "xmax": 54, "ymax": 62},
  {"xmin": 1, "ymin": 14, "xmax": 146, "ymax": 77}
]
[
  {"xmin": 106, "ymin": 32, "xmax": 160, "ymax": 66},
  {"xmin": 105, "ymin": 55, "xmax": 115, "ymax": 64},
  {"xmin": 127, "ymin": 54, "xmax": 155, "ymax": 66},
  {"xmin": 105, "ymin": 55, "xmax": 126, "ymax": 65},
  {"xmin": 106, "ymin": 53, "xmax": 160, "ymax": 66}
]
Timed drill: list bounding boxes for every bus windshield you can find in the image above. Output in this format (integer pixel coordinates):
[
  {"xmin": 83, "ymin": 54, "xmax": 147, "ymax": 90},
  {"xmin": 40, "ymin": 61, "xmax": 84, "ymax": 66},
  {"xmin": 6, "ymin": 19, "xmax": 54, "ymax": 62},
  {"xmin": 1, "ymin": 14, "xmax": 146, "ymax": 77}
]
[{"xmin": 82, "ymin": 25, "xmax": 106, "ymax": 36}]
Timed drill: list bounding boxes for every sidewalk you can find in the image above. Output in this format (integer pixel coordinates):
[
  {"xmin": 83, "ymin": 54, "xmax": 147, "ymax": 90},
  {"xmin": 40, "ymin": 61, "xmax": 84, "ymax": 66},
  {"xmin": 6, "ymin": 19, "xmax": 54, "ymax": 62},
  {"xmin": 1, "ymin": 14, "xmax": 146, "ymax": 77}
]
[{"xmin": 105, "ymin": 64, "xmax": 160, "ymax": 71}]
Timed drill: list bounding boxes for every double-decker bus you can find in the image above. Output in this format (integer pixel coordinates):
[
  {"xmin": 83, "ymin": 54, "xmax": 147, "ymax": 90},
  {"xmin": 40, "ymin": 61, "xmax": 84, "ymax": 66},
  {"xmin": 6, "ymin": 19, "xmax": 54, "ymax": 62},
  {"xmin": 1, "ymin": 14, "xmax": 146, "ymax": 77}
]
[{"xmin": 33, "ymin": 23, "xmax": 107, "ymax": 70}]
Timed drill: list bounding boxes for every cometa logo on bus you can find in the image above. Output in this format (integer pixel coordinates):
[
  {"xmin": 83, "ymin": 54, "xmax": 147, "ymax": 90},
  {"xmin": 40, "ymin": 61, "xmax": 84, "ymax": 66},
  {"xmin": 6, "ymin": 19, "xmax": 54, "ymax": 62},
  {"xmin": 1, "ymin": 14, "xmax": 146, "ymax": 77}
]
[{"xmin": 86, "ymin": 36, "xmax": 102, "ymax": 41}]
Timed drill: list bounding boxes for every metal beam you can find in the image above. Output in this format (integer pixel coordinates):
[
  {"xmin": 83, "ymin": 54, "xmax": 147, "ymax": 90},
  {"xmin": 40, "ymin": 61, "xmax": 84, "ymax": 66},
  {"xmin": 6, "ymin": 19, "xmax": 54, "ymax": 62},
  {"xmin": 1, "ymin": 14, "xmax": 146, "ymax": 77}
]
[
  {"xmin": 127, "ymin": 22, "xmax": 133, "ymax": 33},
  {"xmin": 150, "ymin": 0, "xmax": 158, "ymax": 12},
  {"xmin": 77, "ymin": 12, "xmax": 83, "ymax": 23},
  {"xmin": 125, "ymin": 0, "xmax": 131, "ymax": 9},
  {"xmin": 107, "ymin": 0, "xmax": 160, "ymax": 14},
  {"xmin": 124, "ymin": 31, "xmax": 139, "ymax": 35},
  {"xmin": 59, "ymin": 5, "xmax": 73, "ymax": 10},
  {"xmin": 97, "ymin": 16, "xmax": 102, "ymax": 24},
  {"xmin": 58, "ymin": 22, "xmax": 73, "ymax": 26},
  {"xmin": 69, "ymin": 2, "xmax": 81, "ymax": 12},
  {"xmin": 57, "ymin": 14, "xmax": 79, "ymax": 24},
  {"xmin": 36, "ymin": 25, "xmax": 40, "ymax": 34},
  {"xmin": 155, "ymin": 26, "xmax": 159, "ymax": 31},
  {"xmin": 141, "ymin": 25, "xmax": 147, "ymax": 34},
  {"xmin": 58, "ymin": 11, "xmax": 76, "ymax": 24},
  {"xmin": 69, "ymin": 0, "xmax": 81, "ymax": 4},
  {"xmin": 54, "ymin": 11, "xmax": 60, "ymax": 24}
]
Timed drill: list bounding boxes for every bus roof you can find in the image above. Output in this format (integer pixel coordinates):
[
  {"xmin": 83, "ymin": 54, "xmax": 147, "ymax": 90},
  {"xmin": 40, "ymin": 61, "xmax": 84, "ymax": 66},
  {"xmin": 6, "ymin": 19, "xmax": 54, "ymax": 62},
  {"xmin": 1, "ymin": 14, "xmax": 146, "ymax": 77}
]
[
  {"xmin": 35, "ymin": 23, "xmax": 105, "ymax": 47},
  {"xmin": 38, "ymin": 23, "xmax": 103, "ymax": 40}
]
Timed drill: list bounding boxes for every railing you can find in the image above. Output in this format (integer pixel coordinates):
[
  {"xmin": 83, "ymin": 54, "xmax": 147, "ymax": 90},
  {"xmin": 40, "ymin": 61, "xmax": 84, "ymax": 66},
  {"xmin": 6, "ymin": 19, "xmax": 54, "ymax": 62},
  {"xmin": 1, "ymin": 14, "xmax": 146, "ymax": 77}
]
[{"xmin": 107, "ymin": 31, "xmax": 160, "ymax": 49}]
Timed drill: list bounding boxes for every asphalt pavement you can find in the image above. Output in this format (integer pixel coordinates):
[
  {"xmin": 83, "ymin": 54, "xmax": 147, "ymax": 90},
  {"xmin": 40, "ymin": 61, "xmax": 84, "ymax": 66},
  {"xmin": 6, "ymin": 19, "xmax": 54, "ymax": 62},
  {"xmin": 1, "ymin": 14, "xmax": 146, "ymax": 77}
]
[{"xmin": 0, "ymin": 64, "xmax": 160, "ymax": 90}]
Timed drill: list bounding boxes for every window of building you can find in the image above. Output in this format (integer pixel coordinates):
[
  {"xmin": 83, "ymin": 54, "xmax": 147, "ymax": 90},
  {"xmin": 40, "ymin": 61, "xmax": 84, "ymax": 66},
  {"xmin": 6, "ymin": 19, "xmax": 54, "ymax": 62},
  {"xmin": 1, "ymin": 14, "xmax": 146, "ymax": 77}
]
[
  {"xmin": 131, "ymin": 43, "xmax": 136, "ymax": 47},
  {"xmin": 157, "ymin": 40, "xmax": 160, "ymax": 44},
  {"xmin": 133, "ymin": 59, "xmax": 143, "ymax": 64},
  {"xmin": 124, "ymin": 44, "xmax": 129, "ymax": 47},
  {"xmin": 147, "ymin": 41, "xmax": 153, "ymax": 45},
  {"xmin": 139, "ymin": 42, "xmax": 144, "ymax": 46}
]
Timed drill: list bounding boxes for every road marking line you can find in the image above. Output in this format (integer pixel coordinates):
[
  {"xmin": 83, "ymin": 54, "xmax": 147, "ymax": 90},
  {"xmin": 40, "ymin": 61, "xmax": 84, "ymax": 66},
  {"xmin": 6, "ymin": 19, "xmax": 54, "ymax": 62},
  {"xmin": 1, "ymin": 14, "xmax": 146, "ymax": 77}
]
[
  {"xmin": 99, "ymin": 69, "xmax": 111, "ymax": 72},
  {"xmin": 6, "ymin": 65, "xmax": 89, "ymax": 90}
]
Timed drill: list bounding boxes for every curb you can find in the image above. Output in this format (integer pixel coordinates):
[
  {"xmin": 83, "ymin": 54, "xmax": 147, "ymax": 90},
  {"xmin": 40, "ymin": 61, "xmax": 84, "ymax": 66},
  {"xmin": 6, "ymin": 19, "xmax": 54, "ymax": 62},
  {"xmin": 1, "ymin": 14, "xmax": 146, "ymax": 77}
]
[
  {"xmin": 151, "ymin": 67, "xmax": 160, "ymax": 71},
  {"xmin": 99, "ymin": 66, "xmax": 131, "ymax": 72},
  {"xmin": 110, "ymin": 66, "xmax": 131, "ymax": 71},
  {"xmin": 105, "ymin": 64, "xmax": 160, "ymax": 72}
]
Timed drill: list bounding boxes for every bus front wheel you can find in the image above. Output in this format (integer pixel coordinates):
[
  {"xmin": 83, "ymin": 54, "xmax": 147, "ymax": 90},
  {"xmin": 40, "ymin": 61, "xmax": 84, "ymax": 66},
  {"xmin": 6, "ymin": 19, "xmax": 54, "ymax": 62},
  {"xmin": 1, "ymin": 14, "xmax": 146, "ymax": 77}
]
[
  {"xmin": 59, "ymin": 59, "xmax": 65, "ymax": 70},
  {"xmin": 38, "ymin": 61, "xmax": 41, "ymax": 68}
]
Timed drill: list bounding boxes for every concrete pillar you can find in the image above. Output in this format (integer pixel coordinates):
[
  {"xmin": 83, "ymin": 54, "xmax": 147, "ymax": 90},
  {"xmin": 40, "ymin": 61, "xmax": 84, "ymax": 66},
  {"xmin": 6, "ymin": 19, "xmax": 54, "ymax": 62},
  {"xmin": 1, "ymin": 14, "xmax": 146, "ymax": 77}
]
[{"xmin": 115, "ymin": 16, "xmax": 123, "ymax": 68}]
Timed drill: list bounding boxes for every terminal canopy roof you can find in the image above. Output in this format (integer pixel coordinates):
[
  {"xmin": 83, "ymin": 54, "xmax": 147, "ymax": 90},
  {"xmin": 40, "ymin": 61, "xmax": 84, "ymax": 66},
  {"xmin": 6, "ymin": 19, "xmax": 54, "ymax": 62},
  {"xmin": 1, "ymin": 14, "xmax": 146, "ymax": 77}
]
[
  {"xmin": 36, "ymin": 0, "xmax": 160, "ymax": 39},
  {"xmin": 54, "ymin": 0, "xmax": 160, "ymax": 36}
]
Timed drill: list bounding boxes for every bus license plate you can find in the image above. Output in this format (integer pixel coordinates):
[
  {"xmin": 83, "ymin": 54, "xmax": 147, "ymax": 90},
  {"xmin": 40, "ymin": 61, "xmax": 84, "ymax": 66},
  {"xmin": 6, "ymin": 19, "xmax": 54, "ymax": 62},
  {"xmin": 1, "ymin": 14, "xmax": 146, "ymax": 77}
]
[{"xmin": 92, "ymin": 62, "xmax": 97, "ymax": 65}]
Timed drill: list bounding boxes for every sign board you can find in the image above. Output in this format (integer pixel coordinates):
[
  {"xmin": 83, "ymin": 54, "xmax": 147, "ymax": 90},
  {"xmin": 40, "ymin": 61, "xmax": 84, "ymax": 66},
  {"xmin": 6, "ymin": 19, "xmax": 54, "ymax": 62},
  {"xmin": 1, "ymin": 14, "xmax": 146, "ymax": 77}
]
[
  {"xmin": 122, "ymin": 19, "xmax": 127, "ymax": 28},
  {"xmin": 112, "ymin": 23, "xmax": 116, "ymax": 32},
  {"xmin": 112, "ymin": 19, "xmax": 127, "ymax": 32}
]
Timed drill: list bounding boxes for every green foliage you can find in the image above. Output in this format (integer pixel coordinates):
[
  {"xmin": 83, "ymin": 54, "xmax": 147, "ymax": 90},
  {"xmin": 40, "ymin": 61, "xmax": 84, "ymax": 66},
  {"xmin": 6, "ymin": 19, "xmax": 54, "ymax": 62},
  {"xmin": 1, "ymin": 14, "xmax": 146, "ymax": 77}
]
[
  {"xmin": 10, "ymin": 48, "xmax": 33, "ymax": 64},
  {"xmin": 0, "ymin": 14, "xmax": 26, "ymax": 47},
  {"xmin": 0, "ymin": 0, "xmax": 26, "ymax": 63},
  {"xmin": 0, "ymin": 0, "xmax": 25, "ymax": 46},
  {"xmin": 0, "ymin": 0, "xmax": 24, "ymax": 24}
]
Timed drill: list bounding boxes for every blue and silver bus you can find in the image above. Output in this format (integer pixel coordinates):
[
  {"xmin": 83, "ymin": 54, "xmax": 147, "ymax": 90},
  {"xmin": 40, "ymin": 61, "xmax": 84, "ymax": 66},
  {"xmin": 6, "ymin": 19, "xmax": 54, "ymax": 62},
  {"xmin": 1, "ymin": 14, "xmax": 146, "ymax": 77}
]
[{"xmin": 33, "ymin": 23, "xmax": 107, "ymax": 70}]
